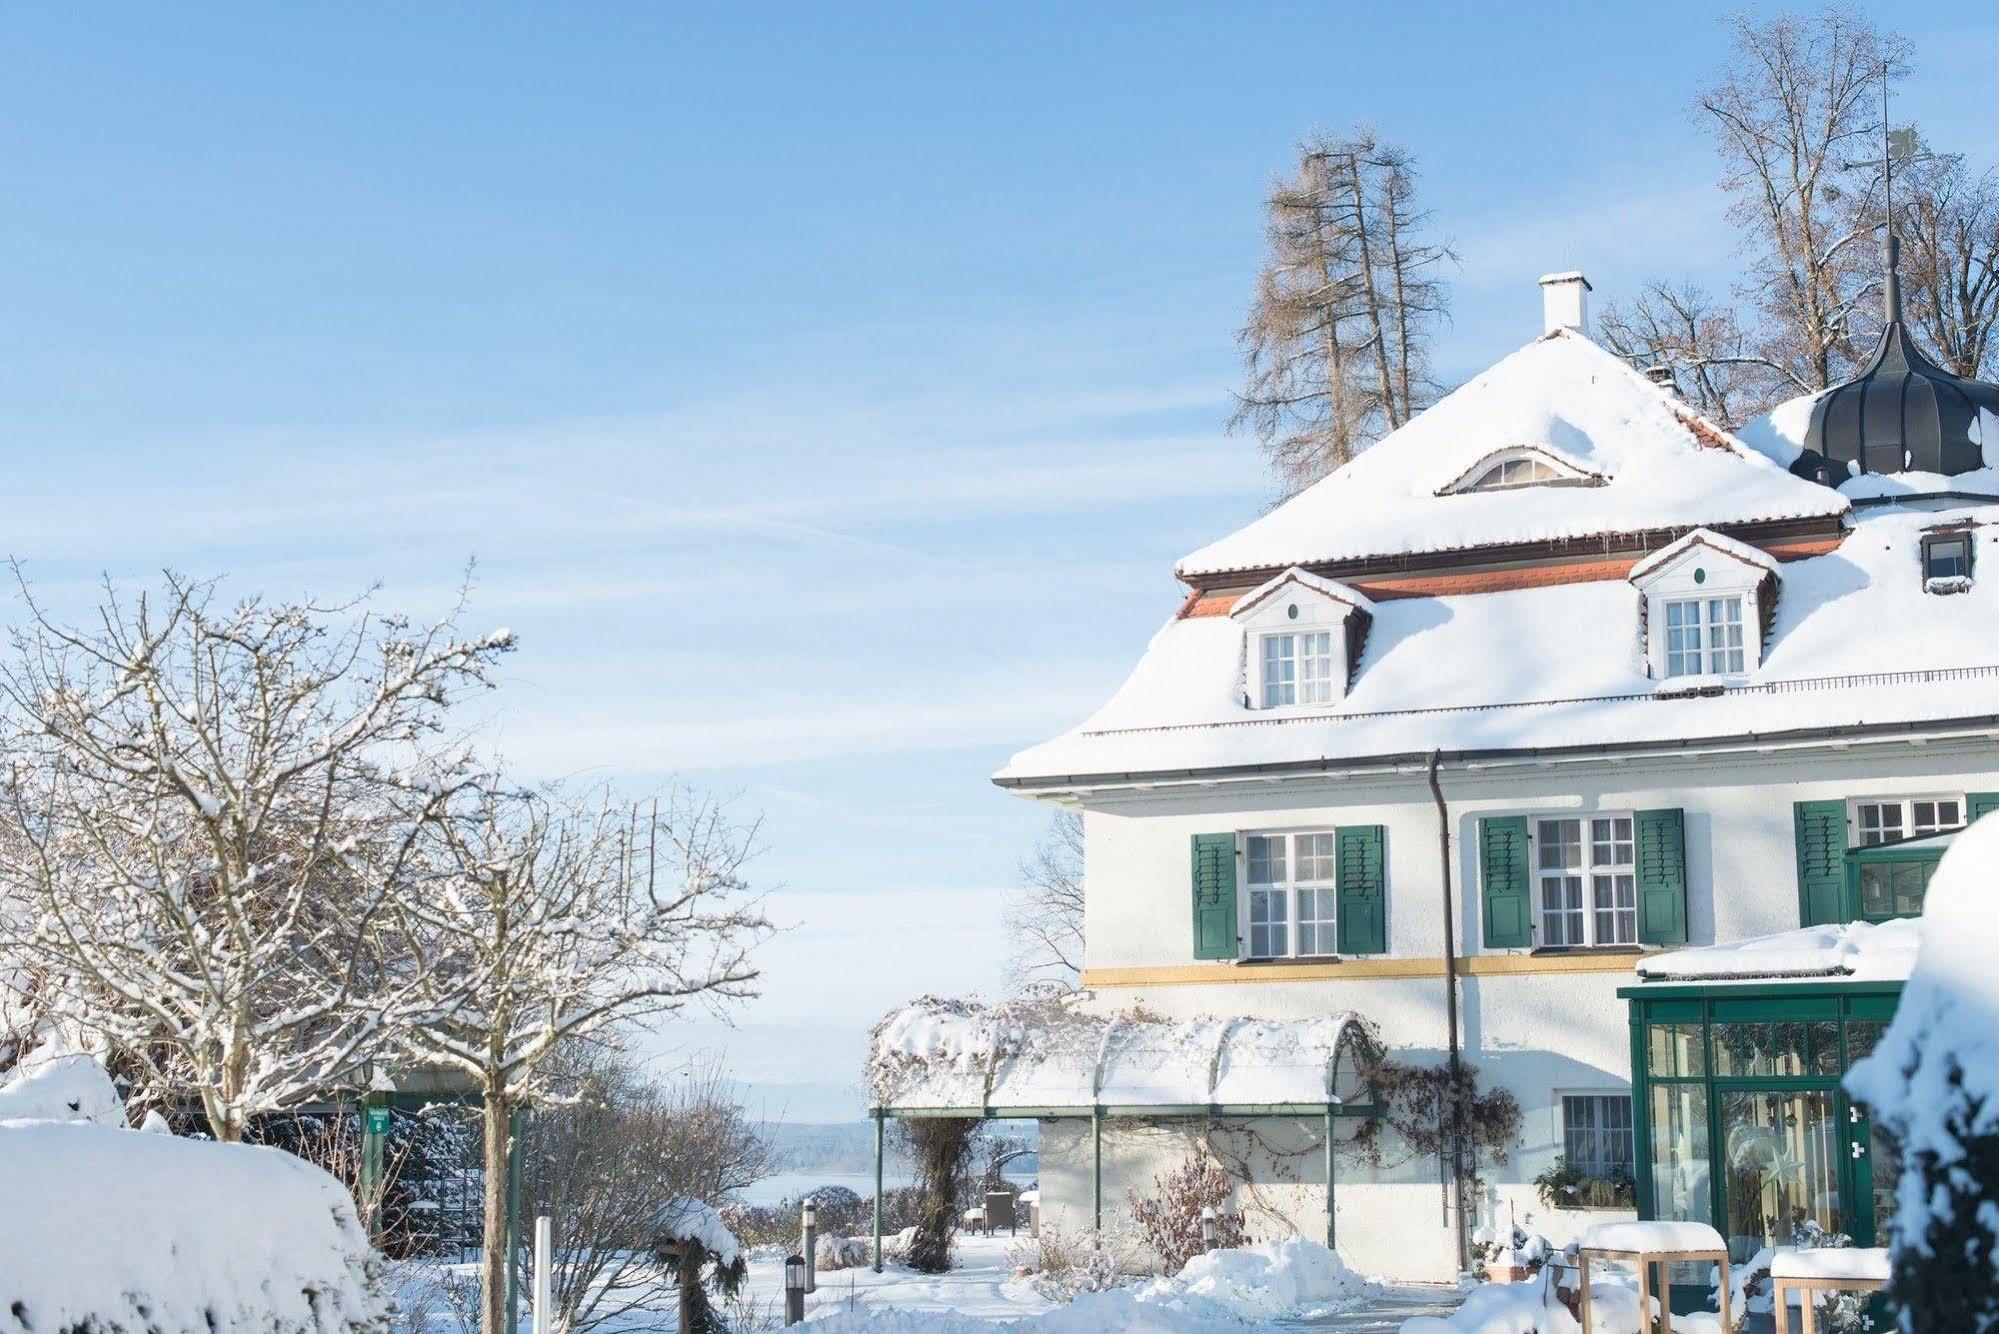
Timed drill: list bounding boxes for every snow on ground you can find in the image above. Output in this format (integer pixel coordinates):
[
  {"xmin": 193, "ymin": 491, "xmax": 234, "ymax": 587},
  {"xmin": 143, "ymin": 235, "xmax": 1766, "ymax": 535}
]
[
  {"xmin": 725, "ymin": 1233, "xmax": 1380, "ymax": 1331},
  {"xmin": 0, "ymin": 1119, "xmax": 389, "ymax": 1334}
]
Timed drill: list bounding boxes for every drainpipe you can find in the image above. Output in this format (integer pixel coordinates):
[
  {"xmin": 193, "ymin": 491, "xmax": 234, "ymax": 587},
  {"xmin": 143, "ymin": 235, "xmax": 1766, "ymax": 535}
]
[{"xmin": 1427, "ymin": 750, "xmax": 1470, "ymax": 1275}]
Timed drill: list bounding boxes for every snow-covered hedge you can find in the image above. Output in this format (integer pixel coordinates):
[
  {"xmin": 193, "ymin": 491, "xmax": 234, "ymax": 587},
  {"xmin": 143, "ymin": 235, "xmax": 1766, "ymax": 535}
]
[
  {"xmin": 1847, "ymin": 812, "xmax": 1999, "ymax": 1328},
  {"xmin": 0, "ymin": 1120, "xmax": 390, "ymax": 1334}
]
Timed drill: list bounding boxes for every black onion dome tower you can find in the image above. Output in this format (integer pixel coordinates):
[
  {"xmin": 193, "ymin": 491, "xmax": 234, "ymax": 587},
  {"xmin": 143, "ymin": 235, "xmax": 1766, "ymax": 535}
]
[{"xmin": 1800, "ymin": 235, "xmax": 1999, "ymax": 480}]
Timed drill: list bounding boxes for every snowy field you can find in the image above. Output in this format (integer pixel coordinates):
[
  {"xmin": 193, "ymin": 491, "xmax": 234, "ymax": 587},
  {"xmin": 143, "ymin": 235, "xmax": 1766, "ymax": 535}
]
[{"xmin": 721, "ymin": 1234, "xmax": 1458, "ymax": 1331}]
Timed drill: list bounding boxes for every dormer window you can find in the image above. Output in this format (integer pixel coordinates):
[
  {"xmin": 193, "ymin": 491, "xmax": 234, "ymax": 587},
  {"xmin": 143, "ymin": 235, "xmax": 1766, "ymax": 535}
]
[
  {"xmin": 1467, "ymin": 456, "xmax": 1563, "ymax": 490},
  {"xmin": 1260, "ymin": 629, "xmax": 1338, "ymax": 707},
  {"xmin": 1922, "ymin": 531, "xmax": 1973, "ymax": 593},
  {"xmin": 1628, "ymin": 529, "xmax": 1778, "ymax": 682},
  {"xmin": 1229, "ymin": 568, "xmax": 1375, "ymax": 710},
  {"xmin": 1436, "ymin": 446, "xmax": 1606, "ymax": 496},
  {"xmin": 1662, "ymin": 596, "xmax": 1746, "ymax": 677}
]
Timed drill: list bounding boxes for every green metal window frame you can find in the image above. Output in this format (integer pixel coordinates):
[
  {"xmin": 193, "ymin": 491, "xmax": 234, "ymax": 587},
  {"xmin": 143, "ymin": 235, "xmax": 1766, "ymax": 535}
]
[
  {"xmin": 1844, "ymin": 840, "xmax": 1947, "ymax": 924},
  {"xmin": 1620, "ymin": 980, "xmax": 1903, "ymax": 1312}
]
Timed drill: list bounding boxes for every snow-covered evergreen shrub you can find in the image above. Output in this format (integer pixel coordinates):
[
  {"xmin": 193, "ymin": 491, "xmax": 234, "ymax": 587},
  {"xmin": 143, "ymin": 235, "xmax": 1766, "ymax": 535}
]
[
  {"xmin": 1848, "ymin": 815, "xmax": 1999, "ymax": 1331},
  {"xmin": 1126, "ymin": 1156, "xmax": 1247, "ymax": 1275}
]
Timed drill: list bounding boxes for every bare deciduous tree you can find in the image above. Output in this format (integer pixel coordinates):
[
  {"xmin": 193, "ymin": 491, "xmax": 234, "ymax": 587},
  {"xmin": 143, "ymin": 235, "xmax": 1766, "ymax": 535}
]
[
  {"xmin": 1896, "ymin": 154, "xmax": 1999, "ymax": 379},
  {"xmin": 1696, "ymin": 8, "xmax": 1909, "ymax": 392},
  {"xmin": 1004, "ymin": 812, "xmax": 1084, "ymax": 996},
  {"xmin": 1597, "ymin": 281, "xmax": 1780, "ymax": 426},
  {"xmin": 0, "ymin": 570, "xmax": 512, "ymax": 1141},
  {"xmin": 521, "ymin": 1051, "xmax": 774, "ymax": 1334},
  {"xmin": 1231, "ymin": 127, "xmax": 1454, "ymax": 488},
  {"xmin": 391, "ymin": 780, "xmax": 768, "ymax": 1334}
]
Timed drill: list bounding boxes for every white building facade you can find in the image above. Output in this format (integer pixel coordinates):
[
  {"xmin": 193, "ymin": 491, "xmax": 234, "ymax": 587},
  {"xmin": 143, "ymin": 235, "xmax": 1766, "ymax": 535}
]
[{"xmin": 991, "ymin": 280, "xmax": 1999, "ymax": 1281}]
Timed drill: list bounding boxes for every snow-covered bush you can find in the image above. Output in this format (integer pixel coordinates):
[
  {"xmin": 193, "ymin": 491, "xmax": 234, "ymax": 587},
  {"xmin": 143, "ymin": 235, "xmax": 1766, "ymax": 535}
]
[
  {"xmin": 1848, "ymin": 813, "xmax": 1999, "ymax": 1330},
  {"xmin": 1009, "ymin": 1223, "xmax": 1143, "ymax": 1302},
  {"xmin": 816, "ymin": 1233, "xmax": 873, "ymax": 1272},
  {"xmin": 0, "ymin": 1040, "xmax": 125, "ymax": 1125},
  {"xmin": 0, "ymin": 1119, "xmax": 390, "ymax": 1334},
  {"xmin": 1468, "ymin": 1223, "xmax": 1552, "ymax": 1279},
  {"xmin": 1126, "ymin": 1155, "xmax": 1247, "ymax": 1274}
]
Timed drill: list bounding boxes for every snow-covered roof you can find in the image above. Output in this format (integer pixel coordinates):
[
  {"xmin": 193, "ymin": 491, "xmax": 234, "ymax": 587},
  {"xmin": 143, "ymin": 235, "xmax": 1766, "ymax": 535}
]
[
  {"xmin": 869, "ymin": 998, "xmax": 1376, "ymax": 1112},
  {"xmin": 1636, "ymin": 918, "xmax": 1918, "ymax": 984},
  {"xmin": 1738, "ymin": 389, "xmax": 1999, "ymax": 504},
  {"xmin": 1626, "ymin": 526, "xmax": 1778, "ymax": 584},
  {"xmin": 1230, "ymin": 567, "xmax": 1375, "ymax": 620},
  {"xmin": 1176, "ymin": 331, "xmax": 1847, "ymax": 580},
  {"xmin": 999, "ymin": 504, "xmax": 1999, "ymax": 788}
]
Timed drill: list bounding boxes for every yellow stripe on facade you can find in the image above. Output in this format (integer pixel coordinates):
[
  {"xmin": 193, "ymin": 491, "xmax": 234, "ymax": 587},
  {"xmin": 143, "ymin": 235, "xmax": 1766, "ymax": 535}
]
[{"xmin": 1080, "ymin": 952, "xmax": 1641, "ymax": 988}]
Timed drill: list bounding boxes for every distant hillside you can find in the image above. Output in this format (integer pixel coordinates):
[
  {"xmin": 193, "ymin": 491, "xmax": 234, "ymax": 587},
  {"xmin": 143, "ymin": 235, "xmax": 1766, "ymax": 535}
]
[{"xmin": 763, "ymin": 1120, "xmax": 1038, "ymax": 1175}]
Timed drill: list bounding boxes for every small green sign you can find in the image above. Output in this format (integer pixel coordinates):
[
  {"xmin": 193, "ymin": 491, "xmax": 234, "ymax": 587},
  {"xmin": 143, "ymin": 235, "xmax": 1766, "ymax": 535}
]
[{"xmin": 366, "ymin": 1106, "xmax": 391, "ymax": 1135}]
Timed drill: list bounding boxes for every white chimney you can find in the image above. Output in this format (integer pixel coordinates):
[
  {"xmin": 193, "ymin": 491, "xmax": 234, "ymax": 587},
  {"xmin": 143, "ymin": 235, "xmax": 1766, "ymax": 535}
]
[{"xmin": 1539, "ymin": 271, "xmax": 1591, "ymax": 335}]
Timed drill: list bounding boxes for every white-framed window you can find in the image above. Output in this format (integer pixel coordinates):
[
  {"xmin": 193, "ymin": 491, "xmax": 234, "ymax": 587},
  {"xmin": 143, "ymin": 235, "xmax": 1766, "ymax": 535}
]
[
  {"xmin": 1851, "ymin": 794, "xmax": 1964, "ymax": 846},
  {"xmin": 1244, "ymin": 831, "xmax": 1339, "ymax": 959},
  {"xmin": 1662, "ymin": 596, "xmax": 1745, "ymax": 677},
  {"xmin": 1466, "ymin": 456, "xmax": 1563, "ymax": 490},
  {"xmin": 1258, "ymin": 631, "xmax": 1337, "ymax": 708},
  {"xmin": 1533, "ymin": 814, "xmax": 1636, "ymax": 947},
  {"xmin": 1561, "ymin": 1093, "xmax": 1635, "ymax": 1180}
]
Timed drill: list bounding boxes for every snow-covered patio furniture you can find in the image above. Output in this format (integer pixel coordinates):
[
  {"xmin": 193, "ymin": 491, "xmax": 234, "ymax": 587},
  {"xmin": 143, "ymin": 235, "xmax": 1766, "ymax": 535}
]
[
  {"xmin": 1577, "ymin": 1220, "xmax": 1730, "ymax": 1333},
  {"xmin": 1770, "ymin": 1246, "xmax": 1888, "ymax": 1334},
  {"xmin": 985, "ymin": 1189, "xmax": 1019, "ymax": 1236},
  {"xmin": 961, "ymin": 1204, "xmax": 988, "ymax": 1234}
]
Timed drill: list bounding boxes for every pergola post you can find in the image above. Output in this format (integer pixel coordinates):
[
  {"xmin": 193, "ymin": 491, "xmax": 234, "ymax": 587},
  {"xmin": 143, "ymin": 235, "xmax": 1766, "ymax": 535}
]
[
  {"xmin": 871, "ymin": 1109, "xmax": 885, "ymax": 1273},
  {"xmin": 1324, "ymin": 1104, "xmax": 1337, "ymax": 1249},
  {"xmin": 1091, "ymin": 1107, "xmax": 1104, "ymax": 1232}
]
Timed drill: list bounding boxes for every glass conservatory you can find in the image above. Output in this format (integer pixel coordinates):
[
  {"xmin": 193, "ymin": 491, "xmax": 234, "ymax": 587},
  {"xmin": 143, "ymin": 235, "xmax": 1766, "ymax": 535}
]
[{"xmin": 1619, "ymin": 921, "xmax": 1912, "ymax": 1307}]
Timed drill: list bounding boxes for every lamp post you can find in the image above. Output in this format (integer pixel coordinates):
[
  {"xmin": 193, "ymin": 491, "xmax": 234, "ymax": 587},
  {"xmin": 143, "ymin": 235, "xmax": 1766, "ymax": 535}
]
[
  {"xmin": 531, "ymin": 1216, "xmax": 552, "ymax": 1334},
  {"xmin": 801, "ymin": 1199, "xmax": 818, "ymax": 1294},
  {"xmin": 783, "ymin": 1254, "xmax": 807, "ymax": 1326},
  {"xmin": 1200, "ymin": 1206, "xmax": 1218, "ymax": 1254}
]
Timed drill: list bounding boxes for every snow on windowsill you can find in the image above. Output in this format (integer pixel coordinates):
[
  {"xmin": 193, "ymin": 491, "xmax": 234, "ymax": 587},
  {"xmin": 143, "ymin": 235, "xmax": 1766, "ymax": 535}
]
[{"xmin": 1925, "ymin": 574, "xmax": 1973, "ymax": 595}]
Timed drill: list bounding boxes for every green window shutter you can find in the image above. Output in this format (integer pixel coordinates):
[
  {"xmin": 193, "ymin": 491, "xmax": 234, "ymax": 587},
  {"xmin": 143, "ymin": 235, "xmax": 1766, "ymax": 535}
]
[
  {"xmin": 1190, "ymin": 833, "xmax": 1238, "ymax": 960},
  {"xmin": 1479, "ymin": 816, "xmax": 1532, "ymax": 949},
  {"xmin": 1635, "ymin": 808, "xmax": 1688, "ymax": 946},
  {"xmin": 1793, "ymin": 800, "xmax": 1849, "ymax": 927},
  {"xmin": 1967, "ymin": 792, "xmax": 1999, "ymax": 822},
  {"xmin": 1335, "ymin": 825, "xmax": 1387, "ymax": 955}
]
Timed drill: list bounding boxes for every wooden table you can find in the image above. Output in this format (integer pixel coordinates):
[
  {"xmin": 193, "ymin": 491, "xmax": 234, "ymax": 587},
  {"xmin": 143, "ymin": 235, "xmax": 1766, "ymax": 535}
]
[
  {"xmin": 1770, "ymin": 1248, "xmax": 1890, "ymax": 1334},
  {"xmin": 1577, "ymin": 1244, "xmax": 1731, "ymax": 1334}
]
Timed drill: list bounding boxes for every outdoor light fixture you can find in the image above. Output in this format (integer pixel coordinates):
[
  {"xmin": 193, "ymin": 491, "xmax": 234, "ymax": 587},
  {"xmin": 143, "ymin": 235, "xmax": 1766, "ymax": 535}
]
[
  {"xmin": 801, "ymin": 1200, "xmax": 818, "ymax": 1294},
  {"xmin": 1200, "ymin": 1205, "xmax": 1218, "ymax": 1252},
  {"xmin": 784, "ymin": 1254, "xmax": 807, "ymax": 1326}
]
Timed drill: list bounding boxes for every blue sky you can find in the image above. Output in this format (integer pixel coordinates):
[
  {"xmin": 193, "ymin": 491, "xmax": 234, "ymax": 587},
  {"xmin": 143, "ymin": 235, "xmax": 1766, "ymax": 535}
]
[{"xmin": 3, "ymin": 2, "xmax": 1996, "ymax": 1122}]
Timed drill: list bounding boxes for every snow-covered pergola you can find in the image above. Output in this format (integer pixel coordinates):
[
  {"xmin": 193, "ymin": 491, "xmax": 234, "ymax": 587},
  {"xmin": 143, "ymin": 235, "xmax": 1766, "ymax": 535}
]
[{"xmin": 865, "ymin": 1000, "xmax": 1382, "ymax": 1268}]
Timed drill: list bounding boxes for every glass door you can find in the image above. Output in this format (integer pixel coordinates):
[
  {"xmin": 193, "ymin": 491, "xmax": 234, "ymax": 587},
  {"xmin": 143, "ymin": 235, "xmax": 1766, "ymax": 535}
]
[{"xmin": 1717, "ymin": 1087, "xmax": 1846, "ymax": 1260}]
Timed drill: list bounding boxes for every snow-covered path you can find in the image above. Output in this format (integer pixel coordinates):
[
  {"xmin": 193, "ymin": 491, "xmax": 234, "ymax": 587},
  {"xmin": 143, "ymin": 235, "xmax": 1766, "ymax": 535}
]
[
  {"xmin": 1277, "ymin": 1285, "xmax": 1461, "ymax": 1329},
  {"xmin": 738, "ymin": 1234, "xmax": 1053, "ymax": 1324}
]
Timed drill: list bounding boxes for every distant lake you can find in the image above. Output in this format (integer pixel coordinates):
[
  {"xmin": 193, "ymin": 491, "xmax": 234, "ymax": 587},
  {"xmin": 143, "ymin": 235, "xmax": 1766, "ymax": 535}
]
[
  {"xmin": 733, "ymin": 1170, "xmax": 1035, "ymax": 1207},
  {"xmin": 733, "ymin": 1172, "xmax": 913, "ymax": 1205}
]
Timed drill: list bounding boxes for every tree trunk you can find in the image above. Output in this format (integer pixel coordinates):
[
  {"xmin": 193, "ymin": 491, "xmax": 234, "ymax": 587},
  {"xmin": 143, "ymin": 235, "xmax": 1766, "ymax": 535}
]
[
  {"xmin": 482, "ymin": 1093, "xmax": 513, "ymax": 1334},
  {"xmin": 1345, "ymin": 154, "xmax": 1400, "ymax": 430}
]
